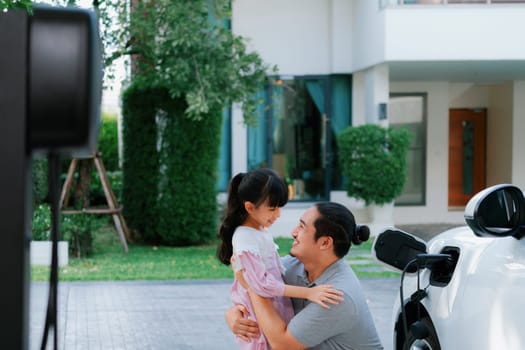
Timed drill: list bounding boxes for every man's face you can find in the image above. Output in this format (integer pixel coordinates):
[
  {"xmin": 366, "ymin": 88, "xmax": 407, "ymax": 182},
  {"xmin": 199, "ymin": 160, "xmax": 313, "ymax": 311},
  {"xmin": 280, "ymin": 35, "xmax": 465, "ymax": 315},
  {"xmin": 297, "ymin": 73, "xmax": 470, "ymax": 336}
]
[{"xmin": 289, "ymin": 206, "xmax": 319, "ymax": 260}]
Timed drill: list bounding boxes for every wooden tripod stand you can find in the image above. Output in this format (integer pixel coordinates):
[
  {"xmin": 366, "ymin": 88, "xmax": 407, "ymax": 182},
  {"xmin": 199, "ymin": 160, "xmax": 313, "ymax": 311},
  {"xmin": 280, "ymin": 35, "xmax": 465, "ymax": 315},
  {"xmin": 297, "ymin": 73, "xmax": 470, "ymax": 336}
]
[{"xmin": 60, "ymin": 153, "xmax": 130, "ymax": 253}]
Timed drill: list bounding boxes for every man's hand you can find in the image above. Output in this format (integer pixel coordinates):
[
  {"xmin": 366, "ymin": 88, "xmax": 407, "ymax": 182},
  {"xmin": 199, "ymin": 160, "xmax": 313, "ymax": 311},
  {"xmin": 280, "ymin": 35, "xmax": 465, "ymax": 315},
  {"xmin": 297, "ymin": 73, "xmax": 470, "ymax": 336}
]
[{"xmin": 224, "ymin": 304, "xmax": 260, "ymax": 341}]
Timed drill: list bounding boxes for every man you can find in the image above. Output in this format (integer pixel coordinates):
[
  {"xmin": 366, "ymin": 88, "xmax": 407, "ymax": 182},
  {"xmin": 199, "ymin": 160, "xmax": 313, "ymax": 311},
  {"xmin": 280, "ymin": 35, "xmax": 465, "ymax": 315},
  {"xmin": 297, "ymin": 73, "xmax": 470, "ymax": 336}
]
[{"xmin": 226, "ymin": 202, "xmax": 383, "ymax": 350}]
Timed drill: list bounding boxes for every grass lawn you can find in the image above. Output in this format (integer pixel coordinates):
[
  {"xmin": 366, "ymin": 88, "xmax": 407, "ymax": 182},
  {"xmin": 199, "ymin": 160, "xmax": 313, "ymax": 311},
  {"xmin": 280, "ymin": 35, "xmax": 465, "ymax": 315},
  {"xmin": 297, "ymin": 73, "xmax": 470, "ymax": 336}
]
[{"xmin": 31, "ymin": 222, "xmax": 399, "ymax": 281}]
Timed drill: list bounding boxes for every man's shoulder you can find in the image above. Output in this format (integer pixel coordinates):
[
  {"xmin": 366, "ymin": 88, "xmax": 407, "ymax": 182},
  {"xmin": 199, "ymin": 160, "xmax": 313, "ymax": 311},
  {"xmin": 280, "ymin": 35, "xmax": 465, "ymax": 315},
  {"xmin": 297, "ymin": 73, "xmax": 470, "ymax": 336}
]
[{"xmin": 281, "ymin": 255, "xmax": 301, "ymax": 269}]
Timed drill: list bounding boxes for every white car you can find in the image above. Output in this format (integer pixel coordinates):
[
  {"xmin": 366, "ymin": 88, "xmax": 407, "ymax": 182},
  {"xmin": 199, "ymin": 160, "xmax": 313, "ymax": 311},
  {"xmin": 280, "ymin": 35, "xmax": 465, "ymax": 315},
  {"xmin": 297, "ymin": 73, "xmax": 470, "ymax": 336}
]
[{"xmin": 373, "ymin": 184, "xmax": 525, "ymax": 350}]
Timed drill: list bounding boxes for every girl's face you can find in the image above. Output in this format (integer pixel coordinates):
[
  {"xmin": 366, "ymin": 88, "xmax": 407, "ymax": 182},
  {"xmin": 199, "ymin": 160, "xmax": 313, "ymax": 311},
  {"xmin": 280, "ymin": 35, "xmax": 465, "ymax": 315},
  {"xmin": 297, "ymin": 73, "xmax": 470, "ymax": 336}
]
[{"xmin": 243, "ymin": 199, "xmax": 281, "ymax": 230}]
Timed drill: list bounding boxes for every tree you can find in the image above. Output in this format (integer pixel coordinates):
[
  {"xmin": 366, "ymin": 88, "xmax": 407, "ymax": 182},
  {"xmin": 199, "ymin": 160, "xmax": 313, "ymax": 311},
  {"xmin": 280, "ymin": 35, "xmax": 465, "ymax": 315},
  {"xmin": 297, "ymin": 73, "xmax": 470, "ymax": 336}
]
[{"xmin": 100, "ymin": 0, "xmax": 271, "ymax": 245}]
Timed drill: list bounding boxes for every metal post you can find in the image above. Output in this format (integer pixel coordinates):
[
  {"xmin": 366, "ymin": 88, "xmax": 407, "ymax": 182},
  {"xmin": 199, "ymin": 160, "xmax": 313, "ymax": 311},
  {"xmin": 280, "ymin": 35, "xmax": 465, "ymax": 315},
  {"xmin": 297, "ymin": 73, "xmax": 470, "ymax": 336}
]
[{"xmin": 0, "ymin": 10, "xmax": 32, "ymax": 349}]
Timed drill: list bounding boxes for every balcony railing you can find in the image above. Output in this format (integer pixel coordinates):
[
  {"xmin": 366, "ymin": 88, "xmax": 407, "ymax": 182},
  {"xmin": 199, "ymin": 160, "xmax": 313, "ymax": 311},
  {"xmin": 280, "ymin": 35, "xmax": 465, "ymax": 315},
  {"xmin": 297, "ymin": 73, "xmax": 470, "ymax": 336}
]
[{"xmin": 381, "ymin": 0, "xmax": 525, "ymax": 8}]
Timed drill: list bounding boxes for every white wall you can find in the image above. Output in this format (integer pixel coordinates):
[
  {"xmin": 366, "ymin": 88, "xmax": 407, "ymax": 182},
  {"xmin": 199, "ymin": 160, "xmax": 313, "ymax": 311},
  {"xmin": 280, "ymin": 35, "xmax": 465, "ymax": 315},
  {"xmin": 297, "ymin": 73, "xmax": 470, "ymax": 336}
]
[
  {"xmin": 488, "ymin": 83, "xmax": 513, "ymax": 186},
  {"xmin": 232, "ymin": 0, "xmax": 352, "ymax": 75},
  {"xmin": 352, "ymin": 71, "xmax": 367, "ymax": 125},
  {"xmin": 391, "ymin": 81, "xmax": 464, "ymax": 224},
  {"xmin": 449, "ymin": 84, "xmax": 489, "ymax": 109},
  {"xmin": 512, "ymin": 81, "xmax": 525, "ymax": 189},
  {"xmin": 231, "ymin": 103, "xmax": 247, "ymax": 174},
  {"xmin": 349, "ymin": 3, "xmax": 525, "ymax": 72},
  {"xmin": 384, "ymin": 7, "xmax": 525, "ymax": 61},
  {"xmin": 331, "ymin": 0, "xmax": 354, "ymax": 73},
  {"xmin": 350, "ymin": 0, "xmax": 386, "ymax": 72},
  {"xmin": 352, "ymin": 64, "xmax": 390, "ymax": 125},
  {"xmin": 388, "ymin": 80, "xmax": 523, "ymax": 225}
]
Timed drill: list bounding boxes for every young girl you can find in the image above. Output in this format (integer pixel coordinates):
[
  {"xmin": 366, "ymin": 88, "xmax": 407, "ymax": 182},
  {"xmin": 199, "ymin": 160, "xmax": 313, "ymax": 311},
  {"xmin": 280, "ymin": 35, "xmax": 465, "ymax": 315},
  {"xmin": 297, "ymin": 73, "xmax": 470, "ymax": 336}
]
[{"xmin": 217, "ymin": 168, "xmax": 342, "ymax": 350}]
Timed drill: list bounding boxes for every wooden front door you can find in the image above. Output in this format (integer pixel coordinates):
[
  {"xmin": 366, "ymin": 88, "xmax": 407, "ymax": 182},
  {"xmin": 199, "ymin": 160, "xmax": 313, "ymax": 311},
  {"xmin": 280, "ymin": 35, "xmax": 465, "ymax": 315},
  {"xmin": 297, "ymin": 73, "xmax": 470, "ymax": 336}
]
[{"xmin": 448, "ymin": 109, "xmax": 486, "ymax": 207}]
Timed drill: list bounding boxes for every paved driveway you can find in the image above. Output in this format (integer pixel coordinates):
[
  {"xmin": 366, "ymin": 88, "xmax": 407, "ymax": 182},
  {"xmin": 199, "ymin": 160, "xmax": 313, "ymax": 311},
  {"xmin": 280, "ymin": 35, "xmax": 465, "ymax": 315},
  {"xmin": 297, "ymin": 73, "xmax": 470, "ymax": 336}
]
[{"xmin": 30, "ymin": 278, "xmax": 399, "ymax": 350}]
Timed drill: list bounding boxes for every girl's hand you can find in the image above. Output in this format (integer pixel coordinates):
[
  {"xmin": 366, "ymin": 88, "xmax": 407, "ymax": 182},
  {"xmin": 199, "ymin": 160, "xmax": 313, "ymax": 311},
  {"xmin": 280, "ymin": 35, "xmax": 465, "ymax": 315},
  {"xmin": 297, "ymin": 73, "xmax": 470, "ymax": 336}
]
[{"xmin": 307, "ymin": 284, "xmax": 344, "ymax": 309}]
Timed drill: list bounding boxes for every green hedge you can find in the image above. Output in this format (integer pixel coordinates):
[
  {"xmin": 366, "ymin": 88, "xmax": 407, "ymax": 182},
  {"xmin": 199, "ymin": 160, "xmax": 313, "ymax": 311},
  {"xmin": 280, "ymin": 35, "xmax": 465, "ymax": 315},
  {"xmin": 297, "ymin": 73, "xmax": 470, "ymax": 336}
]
[
  {"xmin": 121, "ymin": 83, "xmax": 222, "ymax": 245},
  {"xmin": 121, "ymin": 84, "xmax": 160, "ymax": 241},
  {"xmin": 156, "ymin": 101, "xmax": 222, "ymax": 245},
  {"xmin": 98, "ymin": 112, "xmax": 120, "ymax": 171}
]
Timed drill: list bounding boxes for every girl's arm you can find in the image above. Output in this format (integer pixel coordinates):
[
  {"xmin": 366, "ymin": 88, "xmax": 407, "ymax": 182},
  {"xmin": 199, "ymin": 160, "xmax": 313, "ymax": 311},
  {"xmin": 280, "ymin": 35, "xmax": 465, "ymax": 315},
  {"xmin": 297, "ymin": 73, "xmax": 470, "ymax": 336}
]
[
  {"xmin": 283, "ymin": 284, "xmax": 344, "ymax": 309},
  {"xmin": 237, "ymin": 252, "xmax": 287, "ymax": 297},
  {"xmin": 235, "ymin": 253, "xmax": 343, "ymax": 307}
]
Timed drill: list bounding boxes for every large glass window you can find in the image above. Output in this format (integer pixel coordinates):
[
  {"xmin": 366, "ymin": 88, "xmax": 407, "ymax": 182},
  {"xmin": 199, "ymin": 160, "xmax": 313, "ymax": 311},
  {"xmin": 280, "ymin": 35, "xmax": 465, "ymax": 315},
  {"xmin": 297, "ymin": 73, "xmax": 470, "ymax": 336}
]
[
  {"xmin": 217, "ymin": 108, "xmax": 232, "ymax": 191},
  {"xmin": 330, "ymin": 76, "xmax": 352, "ymax": 191},
  {"xmin": 247, "ymin": 75, "xmax": 352, "ymax": 201},
  {"xmin": 389, "ymin": 94, "xmax": 427, "ymax": 205},
  {"xmin": 276, "ymin": 79, "xmax": 325, "ymax": 200}
]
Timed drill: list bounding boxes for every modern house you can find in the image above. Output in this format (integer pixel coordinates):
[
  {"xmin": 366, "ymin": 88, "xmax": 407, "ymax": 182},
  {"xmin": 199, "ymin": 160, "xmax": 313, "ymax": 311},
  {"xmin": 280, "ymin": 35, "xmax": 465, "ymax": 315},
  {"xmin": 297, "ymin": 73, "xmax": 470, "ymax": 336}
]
[{"xmin": 220, "ymin": 0, "xmax": 525, "ymax": 236}]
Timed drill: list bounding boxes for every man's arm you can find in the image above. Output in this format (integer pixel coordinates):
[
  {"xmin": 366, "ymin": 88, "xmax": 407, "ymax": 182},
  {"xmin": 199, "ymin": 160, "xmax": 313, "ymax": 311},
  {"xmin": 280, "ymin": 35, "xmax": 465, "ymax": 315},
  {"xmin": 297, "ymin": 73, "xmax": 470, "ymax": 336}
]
[{"xmin": 247, "ymin": 289, "xmax": 307, "ymax": 350}]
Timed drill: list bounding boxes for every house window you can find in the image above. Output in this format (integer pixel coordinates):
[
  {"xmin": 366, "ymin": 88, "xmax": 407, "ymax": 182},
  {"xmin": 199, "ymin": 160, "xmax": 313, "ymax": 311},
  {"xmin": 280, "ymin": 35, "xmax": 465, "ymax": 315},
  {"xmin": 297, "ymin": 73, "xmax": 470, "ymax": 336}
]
[
  {"xmin": 247, "ymin": 75, "xmax": 352, "ymax": 201},
  {"xmin": 389, "ymin": 94, "xmax": 427, "ymax": 205},
  {"xmin": 217, "ymin": 108, "xmax": 231, "ymax": 191}
]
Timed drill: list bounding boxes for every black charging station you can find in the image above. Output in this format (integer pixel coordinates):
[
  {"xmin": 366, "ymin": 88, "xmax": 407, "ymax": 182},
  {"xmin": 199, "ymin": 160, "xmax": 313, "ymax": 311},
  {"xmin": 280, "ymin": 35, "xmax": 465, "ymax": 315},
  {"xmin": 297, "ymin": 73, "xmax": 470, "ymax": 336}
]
[{"xmin": 0, "ymin": 5, "xmax": 101, "ymax": 348}]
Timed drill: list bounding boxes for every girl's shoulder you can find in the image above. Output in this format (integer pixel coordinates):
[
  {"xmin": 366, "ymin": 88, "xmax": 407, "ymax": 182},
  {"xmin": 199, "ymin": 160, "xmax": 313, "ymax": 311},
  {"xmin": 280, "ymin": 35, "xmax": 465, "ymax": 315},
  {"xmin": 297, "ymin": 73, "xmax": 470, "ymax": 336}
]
[
  {"xmin": 233, "ymin": 226, "xmax": 275, "ymax": 254},
  {"xmin": 233, "ymin": 226, "xmax": 261, "ymax": 247}
]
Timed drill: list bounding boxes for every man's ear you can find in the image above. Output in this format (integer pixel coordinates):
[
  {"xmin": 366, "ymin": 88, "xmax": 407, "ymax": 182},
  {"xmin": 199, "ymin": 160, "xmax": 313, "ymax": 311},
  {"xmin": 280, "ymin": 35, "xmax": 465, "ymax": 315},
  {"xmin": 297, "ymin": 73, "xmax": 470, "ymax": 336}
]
[{"xmin": 319, "ymin": 236, "xmax": 334, "ymax": 251}]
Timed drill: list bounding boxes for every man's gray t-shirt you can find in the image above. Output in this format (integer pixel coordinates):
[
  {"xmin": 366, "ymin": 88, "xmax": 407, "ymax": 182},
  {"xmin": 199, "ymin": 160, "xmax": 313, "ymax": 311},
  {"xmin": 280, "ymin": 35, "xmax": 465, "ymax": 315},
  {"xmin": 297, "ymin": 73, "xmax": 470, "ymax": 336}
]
[{"xmin": 282, "ymin": 256, "xmax": 383, "ymax": 350}]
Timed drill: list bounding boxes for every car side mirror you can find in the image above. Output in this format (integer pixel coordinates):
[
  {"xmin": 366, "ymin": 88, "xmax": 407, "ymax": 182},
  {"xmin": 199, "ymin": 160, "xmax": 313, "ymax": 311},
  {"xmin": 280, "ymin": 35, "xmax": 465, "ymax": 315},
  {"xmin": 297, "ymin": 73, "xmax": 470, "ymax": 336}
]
[{"xmin": 465, "ymin": 184, "xmax": 525, "ymax": 239}]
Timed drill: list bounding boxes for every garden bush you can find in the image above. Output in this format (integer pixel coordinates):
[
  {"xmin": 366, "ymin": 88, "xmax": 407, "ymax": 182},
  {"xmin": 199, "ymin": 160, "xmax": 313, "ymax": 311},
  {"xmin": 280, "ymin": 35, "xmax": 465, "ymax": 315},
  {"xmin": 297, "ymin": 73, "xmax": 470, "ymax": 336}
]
[
  {"xmin": 32, "ymin": 157, "xmax": 48, "ymax": 204},
  {"xmin": 89, "ymin": 170, "xmax": 123, "ymax": 206},
  {"xmin": 338, "ymin": 124, "xmax": 411, "ymax": 205},
  {"xmin": 121, "ymin": 84, "xmax": 160, "ymax": 241},
  {"xmin": 32, "ymin": 203, "xmax": 51, "ymax": 241},
  {"xmin": 31, "ymin": 202, "xmax": 105, "ymax": 257},
  {"xmin": 98, "ymin": 112, "xmax": 120, "ymax": 171}
]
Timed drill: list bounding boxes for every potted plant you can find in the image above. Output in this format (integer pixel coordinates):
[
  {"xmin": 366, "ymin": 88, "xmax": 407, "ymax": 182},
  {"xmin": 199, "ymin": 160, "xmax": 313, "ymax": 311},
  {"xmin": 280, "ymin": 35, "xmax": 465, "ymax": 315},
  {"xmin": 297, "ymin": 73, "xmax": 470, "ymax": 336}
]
[
  {"xmin": 31, "ymin": 203, "xmax": 69, "ymax": 267},
  {"xmin": 337, "ymin": 124, "xmax": 411, "ymax": 226}
]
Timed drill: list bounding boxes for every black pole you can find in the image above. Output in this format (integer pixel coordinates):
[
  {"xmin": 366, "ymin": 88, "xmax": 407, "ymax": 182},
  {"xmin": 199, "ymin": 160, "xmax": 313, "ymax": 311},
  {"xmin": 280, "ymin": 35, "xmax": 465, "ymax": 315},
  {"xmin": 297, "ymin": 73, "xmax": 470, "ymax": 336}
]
[{"xmin": 0, "ymin": 10, "xmax": 31, "ymax": 350}]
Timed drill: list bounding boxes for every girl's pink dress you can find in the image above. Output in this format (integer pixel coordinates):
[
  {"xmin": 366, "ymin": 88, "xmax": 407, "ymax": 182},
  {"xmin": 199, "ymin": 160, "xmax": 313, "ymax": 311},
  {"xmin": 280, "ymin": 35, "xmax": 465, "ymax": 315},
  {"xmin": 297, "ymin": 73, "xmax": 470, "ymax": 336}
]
[{"xmin": 231, "ymin": 226, "xmax": 294, "ymax": 350}]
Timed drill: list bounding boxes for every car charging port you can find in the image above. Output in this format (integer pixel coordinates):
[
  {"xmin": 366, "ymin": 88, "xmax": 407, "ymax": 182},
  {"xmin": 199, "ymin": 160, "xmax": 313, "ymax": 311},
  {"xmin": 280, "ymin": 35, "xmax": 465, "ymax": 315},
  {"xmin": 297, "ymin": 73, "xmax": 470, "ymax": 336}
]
[
  {"xmin": 430, "ymin": 247, "xmax": 459, "ymax": 287},
  {"xmin": 415, "ymin": 253, "xmax": 452, "ymax": 269}
]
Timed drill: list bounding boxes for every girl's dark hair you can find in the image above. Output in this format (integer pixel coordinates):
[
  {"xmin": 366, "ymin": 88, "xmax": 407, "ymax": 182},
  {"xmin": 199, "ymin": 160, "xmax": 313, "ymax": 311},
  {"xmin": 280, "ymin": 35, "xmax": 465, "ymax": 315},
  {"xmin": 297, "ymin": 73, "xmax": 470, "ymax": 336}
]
[
  {"xmin": 313, "ymin": 202, "xmax": 370, "ymax": 258},
  {"xmin": 217, "ymin": 168, "xmax": 288, "ymax": 265}
]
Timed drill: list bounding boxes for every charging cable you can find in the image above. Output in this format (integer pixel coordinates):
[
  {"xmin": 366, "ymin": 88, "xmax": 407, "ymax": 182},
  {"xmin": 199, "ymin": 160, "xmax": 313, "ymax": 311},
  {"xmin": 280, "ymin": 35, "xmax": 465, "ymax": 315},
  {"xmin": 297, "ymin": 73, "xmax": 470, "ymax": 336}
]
[
  {"xmin": 399, "ymin": 254, "xmax": 451, "ymax": 341},
  {"xmin": 40, "ymin": 152, "xmax": 61, "ymax": 350}
]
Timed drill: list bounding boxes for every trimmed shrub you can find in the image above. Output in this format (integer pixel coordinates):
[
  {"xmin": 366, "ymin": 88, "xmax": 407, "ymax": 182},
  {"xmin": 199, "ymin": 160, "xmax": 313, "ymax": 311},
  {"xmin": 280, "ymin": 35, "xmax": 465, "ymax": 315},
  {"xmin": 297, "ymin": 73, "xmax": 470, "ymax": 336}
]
[{"xmin": 338, "ymin": 124, "xmax": 411, "ymax": 205}]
